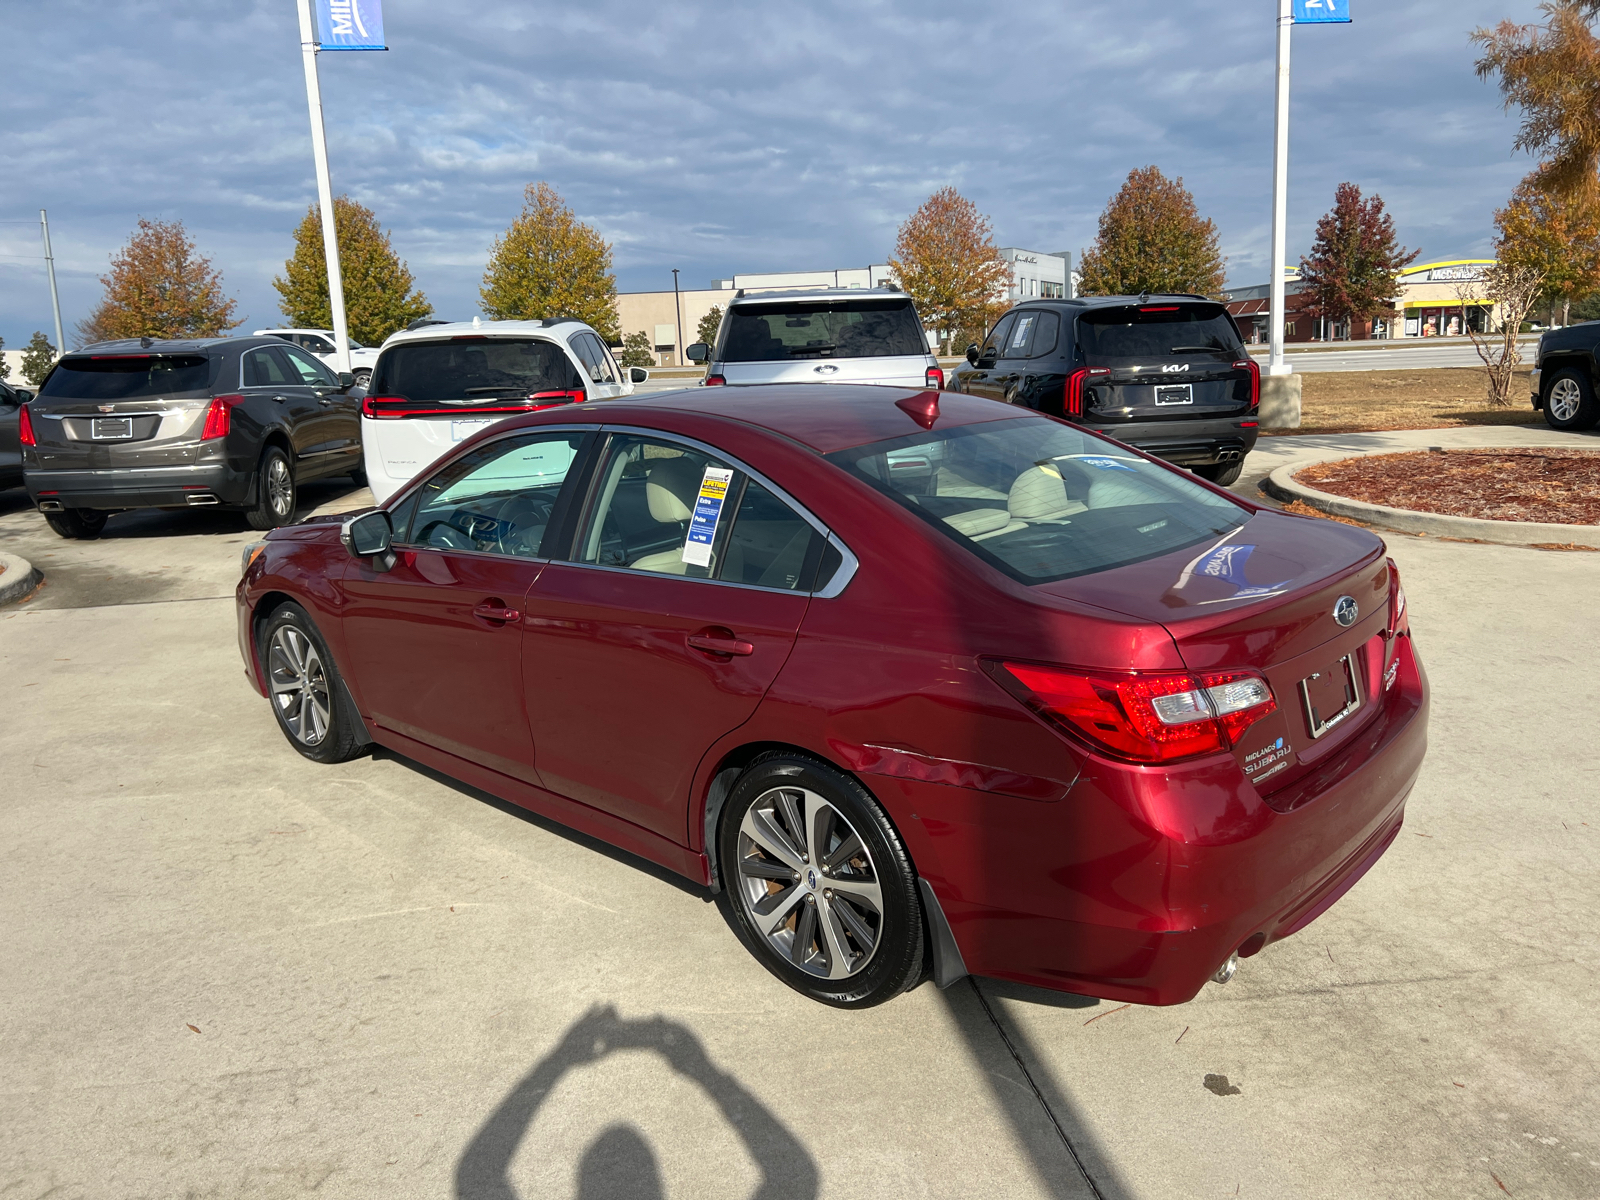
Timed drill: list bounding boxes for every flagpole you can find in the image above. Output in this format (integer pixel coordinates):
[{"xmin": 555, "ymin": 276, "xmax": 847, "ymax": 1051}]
[
  {"xmin": 296, "ymin": 0, "xmax": 352, "ymax": 376},
  {"xmin": 1268, "ymin": 0, "xmax": 1293, "ymax": 377}
]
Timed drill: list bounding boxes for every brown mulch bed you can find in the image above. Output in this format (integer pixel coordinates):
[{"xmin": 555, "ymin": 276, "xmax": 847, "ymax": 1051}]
[
  {"xmin": 1298, "ymin": 449, "xmax": 1600, "ymax": 525},
  {"xmin": 1265, "ymin": 367, "xmax": 1542, "ymax": 435}
]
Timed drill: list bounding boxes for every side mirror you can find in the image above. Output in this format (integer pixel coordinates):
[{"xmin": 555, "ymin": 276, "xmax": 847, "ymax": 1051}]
[
  {"xmin": 15, "ymin": 389, "xmax": 33, "ymax": 404},
  {"xmin": 629, "ymin": 366, "xmax": 649, "ymax": 384},
  {"xmin": 337, "ymin": 371, "xmax": 356, "ymax": 391},
  {"xmin": 965, "ymin": 343, "xmax": 981, "ymax": 366},
  {"xmin": 341, "ymin": 510, "xmax": 395, "ymax": 571},
  {"xmin": 685, "ymin": 343, "xmax": 710, "ymax": 364}
]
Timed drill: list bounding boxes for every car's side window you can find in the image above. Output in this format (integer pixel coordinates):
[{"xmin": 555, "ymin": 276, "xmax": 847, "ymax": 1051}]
[
  {"xmin": 980, "ymin": 313, "xmax": 1017, "ymax": 360},
  {"xmin": 242, "ymin": 348, "xmax": 296, "ymax": 388},
  {"xmin": 1027, "ymin": 311, "xmax": 1060, "ymax": 359},
  {"xmin": 719, "ymin": 479, "xmax": 822, "ymax": 592},
  {"xmin": 404, "ymin": 431, "xmax": 587, "ymax": 558},
  {"xmin": 279, "ymin": 345, "xmax": 338, "ymax": 387},
  {"xmin": 1002, "ymin": 312, "xmax": 1040, "ymax": 360},
  {"xmin": 575, "ymin": 436, "xmax": 737, "ymax": 579},
  {"xmin": 570, "ymin": 333, "xmax": 617, "ymax": 385},
  {"xmin": 303, "ymin": 335, "xmax": 335, "ymax": 354}
]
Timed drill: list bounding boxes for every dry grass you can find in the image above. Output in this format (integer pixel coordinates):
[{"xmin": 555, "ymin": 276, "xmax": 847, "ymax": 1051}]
[
  {"xmin": 1299, "ymin": 448, "xmax": 1600, "ymax": 524},
  {"xmin": 1271, "ymin": 367, "xmax": 1543, "ymax": 435}
]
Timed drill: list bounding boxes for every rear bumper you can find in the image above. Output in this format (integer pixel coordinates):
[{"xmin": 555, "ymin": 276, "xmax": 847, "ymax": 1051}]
[
  {"xmin": 24, "ymin": 462, "xmax": 252, "ymax": 511},
  {"xmin": 1082, "ymin": 416, "xmax": 1260, "ymax": 466},
  {"xmin": 885, "ymin": 634, "xmax": 1429, "ymax": 1006}
]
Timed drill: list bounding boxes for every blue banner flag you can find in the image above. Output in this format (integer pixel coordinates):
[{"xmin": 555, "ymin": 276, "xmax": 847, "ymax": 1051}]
[
  {"xmin": 1293, "ymin": 0, "xmax": 1351, "ymax": 22},
  {"xmin": 316, "ymin": 0, "xmax": 386, "ymax": 50}
]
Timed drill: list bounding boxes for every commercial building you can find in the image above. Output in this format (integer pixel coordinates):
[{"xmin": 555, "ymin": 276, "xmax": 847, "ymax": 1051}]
[
  {"xmin": 614, "ymin": 248, "xmax": 1078, "ymax": 365},
  {"xmin": 1221, "ymin": 259, "xmax": 1500, "ymax": 344}
]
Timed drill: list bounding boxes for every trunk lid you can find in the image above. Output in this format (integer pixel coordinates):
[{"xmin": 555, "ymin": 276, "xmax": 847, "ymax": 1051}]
[
  {"xmin": 1035, "ymin": 508, "xmax": 1392, "ymax": 790},
  {"xmin": 719, "ymin": 354, "xmax": 932, "ymax": 387},
  {"xmin": 1075, "ymin": 301, "xmax": 1254, "ymax": 422},
  {"xmin": 29, "ymin": 353, "xmax": 217, "ymax": 471}
]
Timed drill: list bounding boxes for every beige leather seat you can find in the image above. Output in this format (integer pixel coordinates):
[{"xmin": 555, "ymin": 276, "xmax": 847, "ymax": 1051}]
[
  {"xmin": 1007, "ymin": 464, "xmax": 1087, "ymax": 524},
  {"xmin": 629, "ymin": 455, "xmax": 706, "ymax": 574}
]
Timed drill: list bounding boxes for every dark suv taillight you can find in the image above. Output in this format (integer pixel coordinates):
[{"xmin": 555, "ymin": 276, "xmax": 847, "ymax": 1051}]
[
  {"xmin": 1235, "ymin": 358, "xmax": 1261, "ymax": 410},
  {"xmin": 1065, "ymin": 367, "xmax": 1110, "ymax": 417},
  {"xmin": 202, "ymin": 394, "xmax": 244, "ymax": 440},
  {"xmin": 18, "ymin": 403, "xmax": 36, "ymax": 447},
  {"xmin": 925, "ymin": 366, "xmax": 944, "ymax": 390}
]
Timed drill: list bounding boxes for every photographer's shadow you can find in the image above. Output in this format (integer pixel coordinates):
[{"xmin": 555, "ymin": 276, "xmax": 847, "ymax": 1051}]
[{"xmin": 456, "ymin": 1005, "xmax": 819, "ymax": 1200}]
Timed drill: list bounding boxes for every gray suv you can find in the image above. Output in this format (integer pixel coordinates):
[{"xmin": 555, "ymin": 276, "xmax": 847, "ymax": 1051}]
[
  {"xmin": 686, "ymin": 288, "xmax": 942, "ymax": 389},
  {"xmin": 23, "ymin": 335, "xmax": 362, "ymax": 538}
]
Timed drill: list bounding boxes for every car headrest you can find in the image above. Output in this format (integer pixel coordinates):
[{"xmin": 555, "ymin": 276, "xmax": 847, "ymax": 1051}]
[
  {"xmin": 646, "ymin": 455, "xmax": 704, "ymax": 523},
  {"xmin": 1007, "ymin": 464, "xmax": 1076, "ymax": 521}
]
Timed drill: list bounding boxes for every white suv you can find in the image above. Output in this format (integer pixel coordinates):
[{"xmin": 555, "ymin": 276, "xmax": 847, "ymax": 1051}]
[
  {"xmin": 685, "ymin": 287, "xmax": 942, "ymax": 389},
  {"xmin": 253, "ymin": 328, "xmax": 381, "ymax": 382},
  {"xmin": 359, "ymin": 318, "xmax": 645, "ymax": 503}
]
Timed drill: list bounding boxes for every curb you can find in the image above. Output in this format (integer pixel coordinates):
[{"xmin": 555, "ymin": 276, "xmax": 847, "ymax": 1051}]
[
  {"xmin": 1262, "ymin": 458, "xmax": 1600, "ymax": 549},
  {"xmin": 0, "ymin": 550, "xmax": 43, "ymax": 606}
]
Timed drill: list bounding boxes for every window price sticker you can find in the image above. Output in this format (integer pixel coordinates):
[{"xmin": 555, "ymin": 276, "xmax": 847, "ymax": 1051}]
[{"xmin": 682, "ymin": 467, "xmax": 735, "ymax": 567}]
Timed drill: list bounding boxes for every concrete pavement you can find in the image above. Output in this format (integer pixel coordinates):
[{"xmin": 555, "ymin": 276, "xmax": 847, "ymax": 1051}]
[{"xmin": 1, "ymin": 448, "xmax": 1598, "ymax": 1197}]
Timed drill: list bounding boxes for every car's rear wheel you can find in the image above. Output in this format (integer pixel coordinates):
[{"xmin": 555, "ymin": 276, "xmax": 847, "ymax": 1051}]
[
  {"xmin": 261, "ymin": 603, "xmax": 368, "ymax": 763},
  {"xmin": 719, "ymin": 752, "xmax": 924, "ymax": 1008},
  {"xmin": 246, "ymin": 446, "xmax": 296, "ymax": 530},
  {"xmin": 43, "ymin": 507, "xmax": 108, "ymax": 540},
  {"xmin": 353, "ymin": 368, "xmax": 371, "ymax": 388},
  {"xmin": 1544, "ymin": 369, "xmax": 1600, "ymax": 430},
  {"xmin": 1194, "ymin": 461, "xmax": 1244, "ymax": 486}
]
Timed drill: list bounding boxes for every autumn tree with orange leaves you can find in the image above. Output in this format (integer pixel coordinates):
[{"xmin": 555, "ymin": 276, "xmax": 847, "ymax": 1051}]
[
  {"xmin": 888, "ymin": 188, "xmax": 1011, "ymax": 355},
  {"xmin": 1078, "ymin": 166, "xmax": 1226, "ymax": 299},
  {"xmin": 77, "ymin": 218, "xmax": 240, "ymax": 346}
]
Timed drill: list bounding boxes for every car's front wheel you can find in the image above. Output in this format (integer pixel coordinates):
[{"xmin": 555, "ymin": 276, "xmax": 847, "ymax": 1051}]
[
  {"xmin": 1544, "ymin": 369, "xmax": 1600, "ymax": 430},
  {"xmin": 260, "ymin": 602, "xmax": 369, "ymax": 763},
  {"xmin": 43, "ymin": 507, "xmax": 108, "ymax": 540},
  {"xmin": 719, "ymin": 752, "xmax": 924, "ymax": 1008},
  {"xmin": 246, "ymin": 446, "xmax": 296, "ymax": 530}
]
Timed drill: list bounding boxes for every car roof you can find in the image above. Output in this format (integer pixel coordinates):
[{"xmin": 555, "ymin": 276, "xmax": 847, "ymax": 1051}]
[
  {"xmin": 70, "ymin": 335, "xmax": 284, "ymax": 356},
  {"xmin": 588, "ymin": 384, "xmax": 1027, "ymax": 454},
  {"xmin": 1009, "ymin": 294, "xmax": 1217, "ymax": 311},
  {"xmin": 728, "ymin": 287, "xmax": 911, "ymax": 306},
  {"xmin": 380, "ymin": 318, "xmax": 593, "ymax": 348}
]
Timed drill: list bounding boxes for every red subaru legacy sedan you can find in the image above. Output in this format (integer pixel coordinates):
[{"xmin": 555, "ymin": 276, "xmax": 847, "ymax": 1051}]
[{"xmin": 236, "ymin": 385, "xmax": 1427, "ymax": 1009}]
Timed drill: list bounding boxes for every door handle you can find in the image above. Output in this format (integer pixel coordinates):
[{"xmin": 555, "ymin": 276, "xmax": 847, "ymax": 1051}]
[
  {"xmin": 687, "ymin": 630, "xmax": 755, "ymax": 657},
  {"xmin": 473, "ymin": 600, "xmax": 522, "ymax": 624}
]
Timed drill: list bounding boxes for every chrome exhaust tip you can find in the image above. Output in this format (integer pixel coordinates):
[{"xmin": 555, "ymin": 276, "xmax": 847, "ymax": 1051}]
[
  {"xmin": 185, "ymin": 493, "xmax": 219, "ymax": 506},
  {"xmin": 37, "ymin": 500, "xmax": 64, "ymax": 512},
  {"xmin": 1210, "ymin": 952, "xmax": 1239, "ymax": 985}
]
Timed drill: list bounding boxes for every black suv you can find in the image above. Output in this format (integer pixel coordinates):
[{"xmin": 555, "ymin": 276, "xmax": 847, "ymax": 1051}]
[
  {"xmin": 949, "ymin": 295, "xmax": 1260, "ymax": 484},
  {"xmin": 23, "ymin": 335, "xmax": 362, "ymax": 538},
  {"xmin": 1530, "ymin": 324, "xmax": 1600, "ymax": 430}
]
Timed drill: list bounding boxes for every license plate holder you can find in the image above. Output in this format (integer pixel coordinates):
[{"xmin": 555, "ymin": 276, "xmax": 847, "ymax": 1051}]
[
  {"xmin": 91, "ymin": 417, "xmax": 134, "ymax": 440},
  {"xmin": 450, "ymin": 419, "xmax": 494, "ymax": 442},
  {"xmin": 1154, "ymin": 383, "xmax": 1193, "ymax": 406},
  {"xmin": 1299, "ymin": 654, "xmax": 1361, "ymax": 738}
]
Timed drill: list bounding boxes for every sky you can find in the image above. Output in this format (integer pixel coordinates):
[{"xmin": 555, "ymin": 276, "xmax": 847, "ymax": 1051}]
[{"xmin": 0, "ymin": 0, "xmax": 1551, "ymax": 349}]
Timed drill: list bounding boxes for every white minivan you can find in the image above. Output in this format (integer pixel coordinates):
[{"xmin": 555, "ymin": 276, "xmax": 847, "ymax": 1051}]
[{"xmin": 360, "ymin": 318, "xmax": 644, "ymax": 503}]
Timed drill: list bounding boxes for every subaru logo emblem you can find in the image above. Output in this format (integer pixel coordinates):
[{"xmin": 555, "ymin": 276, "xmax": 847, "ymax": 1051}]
[
  {"xmin": 1333, "ymin": 596, "xmax": 1359, "ymax": 627},
  {"xmin": 806, "ymin": 869, "xmax": 818, "ymax": 890},
  {"xmin": 813, "ymin": 364, "xmax": 839, "ymax": 374}
]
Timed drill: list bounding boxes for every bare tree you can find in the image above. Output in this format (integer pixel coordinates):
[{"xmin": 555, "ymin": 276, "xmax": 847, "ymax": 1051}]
[{"xmin": 1458, "ymin": 263, "xmax": 1545, "ymax": 407}]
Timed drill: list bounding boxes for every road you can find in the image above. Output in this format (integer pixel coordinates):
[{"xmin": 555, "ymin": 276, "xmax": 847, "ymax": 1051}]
[
  {"xmin": 1248, "ymin": 338, "xmax": 1537, "ymax": 373},
  {"xmin": 1, "ymin": 437, "xmax": 1597, "ymax": 1199}
]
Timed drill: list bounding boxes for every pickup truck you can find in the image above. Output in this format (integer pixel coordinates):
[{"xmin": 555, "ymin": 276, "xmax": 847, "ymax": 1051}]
[{"xmin": 1530, "ymin": 324, "xmax": 1600, "ymax": 430}]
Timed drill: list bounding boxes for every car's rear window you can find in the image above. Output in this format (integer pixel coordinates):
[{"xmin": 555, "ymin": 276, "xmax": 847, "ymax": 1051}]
[
  {"xmin": 826, "ymin": 417, "xmax": 1245, "ymax": 583},
  {"xmin": 39, "ymin": 355, "xmax": 213, "ymax": 399},
  {"xmin": 1076, "ymin": 303, "xmax": 1242, "ymax": 361},
  {"xmin": 370, "ymin": 338, "xmax": 582, "ymax": 406},
  {"xmin": 720, "ymin": 300, "xmax": 926, "ymax": 362}
]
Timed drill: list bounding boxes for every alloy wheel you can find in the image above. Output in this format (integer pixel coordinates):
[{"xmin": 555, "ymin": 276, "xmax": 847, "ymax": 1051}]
[
  {"xmin": 267, "ymin": 457, "xmax": 294, "ymax": 517},
  {"xmin": 1549, "ymin": 377, "xmax": 1582, "ymax": 423},
  {"xmin": 736, "ymin": 786, "xmax": 883, "ymax": 980},
  {"xmin": 268, "ymin": 625, "xmax": 330, "ymax": 745}
]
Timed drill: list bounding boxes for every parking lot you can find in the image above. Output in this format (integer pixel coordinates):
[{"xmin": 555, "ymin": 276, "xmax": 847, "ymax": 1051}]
[{"xmin": 2, "ymin": 437, "xmax": 1598, "ymax": 1200}]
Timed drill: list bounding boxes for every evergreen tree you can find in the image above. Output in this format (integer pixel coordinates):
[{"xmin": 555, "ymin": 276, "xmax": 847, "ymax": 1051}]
[
  {"xmin": 77, "ymin": 218, "xmax": 239, "ymax": 345},
  {"xmin": 480, "ymin": 182, "xmax": 618, "ymax": 340},
  {"xmin": 20, "ymin": 331, "xmax": 57, "ymax": 386},
  {"xmin": 888, "ymin": 188, "xmax": 1010, "ymax": 354},
  {"xmin": 1078, "ymin": 167, "xmax": 1226, "ymax": 298},
  {"xmin": 273, "ymin": 196, "xmax": 432, "ymax": 344},
  {"xmin": 696, "ymin": 305, "xmax": 724, "ymax": 348},
  {"xmin": 616, "ymin": 330, "xmax": 654, "ymax": 368},
  {"xmin": 1298, "ymin": 183, "xmax": 1419, "ymax": 333}
]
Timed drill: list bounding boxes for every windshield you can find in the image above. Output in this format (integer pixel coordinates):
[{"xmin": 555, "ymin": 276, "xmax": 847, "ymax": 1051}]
[
  {"xmin": 1076, "ymin": 304, "xmax": 1242, "ymax": 361},
  {"xmin": 826, "ymin": 417, "xmax": 1246, "ymax": 583},
  {"xmin": 720, "ymin": 299, "xmax": 926, "ymax": 361},
  {"xmin": 39, "ymin": 355, "xmax": 214, "ymax": 400},
  {"xmin": 370, "ymin": 338, "xmax": 582, "ymax": 405}
]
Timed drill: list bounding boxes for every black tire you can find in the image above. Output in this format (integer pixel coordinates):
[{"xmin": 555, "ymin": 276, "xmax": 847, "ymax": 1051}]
[
  {"xmin": 352, "ymin": 368, "xmax": 372, "ymax": 387},
  {"xmin": 259, "ymin": 602, "xmax": 369, "ymax": 763},
  {"xmin": 1194, "ymin": 460, "xmax": 1244, "ymax": 486},
  {"xmin": 349, "ymin": 461, "xmax": 368, "ymax": 487},
  {"xmin": 1543, "ymin": 368, "xmax": 1600, "ymax": 431},
  {"xmin": 718, "ymin": 751, "xmax": 924, "ymax": 1008},
  {"xmin": 246, "ymin": 445, "xmax": 296, "ymax": 530},
  {"xmin": 43, "ymin": 507, "xmax": 108, "ymax": 540}
]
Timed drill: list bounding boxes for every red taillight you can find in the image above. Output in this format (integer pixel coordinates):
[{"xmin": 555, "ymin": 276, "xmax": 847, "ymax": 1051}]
[
  {"xmin": 1139, "ymin": 306, "xmax": 1179, "ymax": 312},
  {"xmin": 993, "ymin": 661, "xmax": 1276, "ymax": 764},
  {"xmin": 1064, "ymin": 367, "xmax": 1110, "ymax": 417},
  {"xmin": 925, "ymin": 366, "xmax": 945, "ymax": 390},
  {"xmin": 704, "ymin": 374, "xmax": 727, "ymax": 387},
  {"xmin": 528, "ymin": 389, "xmax": 585, "ymax": 409},
  {"xmin": 1234, "ymin": 358, "xmax": 1260, "ymax": 410},
  {"xmin": 18, "ymin": 403, "xmax": 36, "ymax": 447},
  {"xmin": 201, "ymin": 394, "xmax": 244, "ymax": 440}
]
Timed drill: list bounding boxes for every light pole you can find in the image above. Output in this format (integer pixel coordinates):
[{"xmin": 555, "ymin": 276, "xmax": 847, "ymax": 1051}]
[
  {"xmin": 295, "ymin": 0, "xmax": 352, "ymax": 376},
  {"xmin": 1268, "ymin": 0, "xmax": 1293, "ymax": 377},
  {"xmin": 39, "ymin": 210, "xmax": 64, "ymax": 358},
  {"xmin": 672, "ymin": 268, "xmax": 683, "ymax": 367}
]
